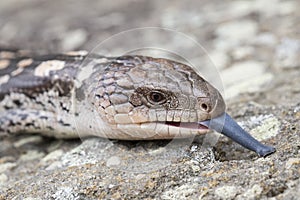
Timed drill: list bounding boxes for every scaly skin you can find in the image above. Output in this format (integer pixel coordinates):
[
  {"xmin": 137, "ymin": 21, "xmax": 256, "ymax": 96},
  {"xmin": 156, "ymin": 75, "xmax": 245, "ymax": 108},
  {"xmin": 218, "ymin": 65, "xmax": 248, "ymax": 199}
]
[
  {"xmin": 0, "ymin": 48, "xmax": 224, "ymax": 139},
  {"xmin": 0, "ymin": 48, "xmax": 275, "ymax": 156}
]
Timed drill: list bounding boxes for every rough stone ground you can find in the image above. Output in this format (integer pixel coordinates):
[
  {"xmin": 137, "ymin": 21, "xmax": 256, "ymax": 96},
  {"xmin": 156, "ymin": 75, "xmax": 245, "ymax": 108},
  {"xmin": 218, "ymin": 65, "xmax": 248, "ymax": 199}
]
[{"xmin": 0, "ymin": 0, "xmax": 299, "ymax": 199}]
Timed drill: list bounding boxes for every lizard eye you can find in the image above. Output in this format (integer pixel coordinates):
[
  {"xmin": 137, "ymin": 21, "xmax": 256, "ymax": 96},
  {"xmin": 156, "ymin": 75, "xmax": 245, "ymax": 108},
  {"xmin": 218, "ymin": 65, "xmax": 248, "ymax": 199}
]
[{"xmin": 148, "ymin": 91, "xmax": 166, "ymax": 104}]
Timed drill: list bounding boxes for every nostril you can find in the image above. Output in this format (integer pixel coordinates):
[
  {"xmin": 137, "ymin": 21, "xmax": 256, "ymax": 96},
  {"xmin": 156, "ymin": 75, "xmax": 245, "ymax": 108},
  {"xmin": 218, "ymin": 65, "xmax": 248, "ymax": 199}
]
[{"xmin": 200, "ymin": 103, "xmax": 209, "ymax": 111}]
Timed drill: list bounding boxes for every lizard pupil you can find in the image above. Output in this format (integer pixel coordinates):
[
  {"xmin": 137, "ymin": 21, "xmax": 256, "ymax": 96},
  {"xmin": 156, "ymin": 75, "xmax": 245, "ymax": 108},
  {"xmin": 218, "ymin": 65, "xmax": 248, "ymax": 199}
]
[{"xmin": 149, "ymin": 91, "xmax": 164, "ymax": 103}]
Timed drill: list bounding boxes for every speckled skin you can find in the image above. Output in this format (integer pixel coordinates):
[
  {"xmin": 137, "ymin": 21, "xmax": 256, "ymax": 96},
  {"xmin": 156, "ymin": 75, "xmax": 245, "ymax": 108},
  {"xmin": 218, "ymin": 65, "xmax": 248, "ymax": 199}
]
[{"xmin": 0, "ymin": 48, "xmax": 225, "ymax": 139}]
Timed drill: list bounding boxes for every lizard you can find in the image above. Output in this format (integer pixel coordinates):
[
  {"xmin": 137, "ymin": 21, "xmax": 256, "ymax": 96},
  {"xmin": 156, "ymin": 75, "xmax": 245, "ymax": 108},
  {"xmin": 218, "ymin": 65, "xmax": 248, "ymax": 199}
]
[{"xmin": 0, "ymin": 48, "xmax": 276, "ymax": 157}]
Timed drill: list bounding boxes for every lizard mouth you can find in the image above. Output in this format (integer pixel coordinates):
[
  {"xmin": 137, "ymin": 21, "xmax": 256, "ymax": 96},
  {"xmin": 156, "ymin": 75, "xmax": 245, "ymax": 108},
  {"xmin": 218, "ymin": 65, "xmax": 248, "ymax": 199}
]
[{"xmin": 165, "ymin": 121, "xmax": 209, "ymax": 130}]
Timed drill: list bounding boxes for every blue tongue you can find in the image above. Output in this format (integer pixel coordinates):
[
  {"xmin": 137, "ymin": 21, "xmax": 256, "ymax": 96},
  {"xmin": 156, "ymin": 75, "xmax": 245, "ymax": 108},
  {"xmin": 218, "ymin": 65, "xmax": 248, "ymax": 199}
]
[{"xmin": 199, "ymin": 113, "xmax": 276, "ymax": 157}]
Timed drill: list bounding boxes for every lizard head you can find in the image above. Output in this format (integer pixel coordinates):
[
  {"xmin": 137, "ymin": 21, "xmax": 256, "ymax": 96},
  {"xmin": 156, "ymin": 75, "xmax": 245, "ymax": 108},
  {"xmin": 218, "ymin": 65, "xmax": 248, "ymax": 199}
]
[
  {"xmin": 88, "ymin": 55, "xmax": 225, "ymax": 139},
  {"xmin": 84, "ymin": 55, "xmax": 275, "ymax": 157}
]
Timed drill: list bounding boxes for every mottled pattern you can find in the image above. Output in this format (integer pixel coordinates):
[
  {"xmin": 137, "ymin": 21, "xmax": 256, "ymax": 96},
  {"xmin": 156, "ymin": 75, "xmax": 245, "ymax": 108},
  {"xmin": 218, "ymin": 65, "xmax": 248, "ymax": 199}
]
[{"xmin": 0, "ymin": 49, "xmax": 225, "ymax": 139}]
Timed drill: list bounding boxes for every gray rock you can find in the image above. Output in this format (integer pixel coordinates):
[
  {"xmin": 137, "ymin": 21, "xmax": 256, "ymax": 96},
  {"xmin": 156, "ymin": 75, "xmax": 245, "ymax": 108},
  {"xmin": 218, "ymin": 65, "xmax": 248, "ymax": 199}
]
[
  {"xmin": 216, "ymin": 20, "xmax": 258, "ymax": 41},
  {"xmin": 0, "ymin": 162, "xmax": 17, "ymax": 173},
  {"xmin": 161, "ymin": 184, "xmax": 198, "ymax": 200},
  {"xmin": 61, "ymin": 29, "xmax": 88, "ymax": 51},
  {"xmin": 237, "ymin": 184, "xmax": 263, "ymax": 200},
  {"xmin": 215, "ymin": 185, "xmax": 238, "ymax": 200},
  {"xmin": 13, "ymin": 136, "xmax": 44, "ymax": 148},
  {"xmin": 275, "ymin": 38, "xmax": 300, "ymax": 68},
  {"xmin": 0, "ymin": 173, "xmax": 8, "ymax": 185},
  {"xmin": 19, "ymin": 150, "xmax": 45, "ymax": 161},
  {"xmin": 221, "ymin": 61, "xmax": 273, "ymax": 99}
]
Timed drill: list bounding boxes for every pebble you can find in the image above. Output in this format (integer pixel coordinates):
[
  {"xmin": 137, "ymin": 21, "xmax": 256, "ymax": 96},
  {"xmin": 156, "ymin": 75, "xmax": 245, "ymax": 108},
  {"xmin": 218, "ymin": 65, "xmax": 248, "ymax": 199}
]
[
  {"xmin": 228, "ymin": 1, "xmax": 255, "ymax": 18},
  {"xmin": 275, "ymin": 38, "xmax": 300, "ymax": 68},
  {"xmin": 162, "ymin": 11, "xmax": 204, "ymax": 28},
  {"xmin": 52, "ymin": 186, "xmax": 79, "ymax": 200},
  {"xmin": 0, "ymin": 173, "xmax": 8, "ymax": 185},
  {"xmin": 237, "ymin": 184, "xmax": 263, "ymax": 200},
  {"xmin": 231, "ymin": 46, "xmax": 255, "ymax": 60},
  {"xmin": 209, "ymin": 50, "xmax": 229, "ymax": 70},
  {"xmin": 221, "ymin": 61, "xmax": 273, "ymax": 99},
  {"xmin": 254, "ymin": 0, "xmax": 297, "ymax": 16},
  {"xmin": 41, "ymin": 150, "xmax": 64, "ymax": 163},
  {"xmin": 214, "ymin": 19, "xmax": 258, "ymax": 51},
  {"xmin": 19, "ymin": 150, "xmax": 45, "ymax": 161},
  {"xmin": 254, "ymin": 0, "xmax": 292, "ymax": 17},
  {"xmin": 277, "ymin": 1, "xmax": 297, "ymax": 15},
  {"xmin": 45, "ymin": 161, "xmax": 63, "ymax": 171},
  {"xmin": 226, "ymin": 0, "xmax": 296, "ymax": 19},
  {"xmin": 0, "ymin": 162, "xmax": 17, "ymax": 173},
  {"xmin": 190, "ymin": 164, "xmax": 200, "ymax": 173},
  {"xmin": 13, "ymin": 136, "xmax": 44, "ymax": 148},
  {"xmin": 285, "ymin": 158, "xmax": 300, "ymax": 169},
  {"xmin": 0, "ymin": 156, "xmax": 16, "ymax": 163},
  {"xmin": 186, "ymin": 160, "xmax": 202, "ymax": 173},
  {"xmin": 161, "ymin": 184, "xmax": 197, "ymax": 200},
  {"xmin": 249, "ymin": 115, "xmax": 280, "ymax": 140},
  {"xmin": 227, "ymin": 73, "xmax": 273, "ymax": 99},
  {"xmin": 215, "ymin": 20, "xmax": 258, "ymax": 44},
  {"xmin": 253, "ymin": 33, "xmax": 278, "ymax": 46},
  {"xmin": 60, "ymin": 138, "xmax": 111, "ymax": 167},
  {"xmin": 215, "ymin": 185, "xmax": 238, "ymax": 199},
  {"xmin": 61, "ymin": 29, "xmax": 87, "ymax": 51},
  {"xmin": 222, "ymin": 61, "xmax": 266, "ymax": 86},
  {"xmin": 106, "ymin": 156, "xmax": 121, "ymax": 167}
]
